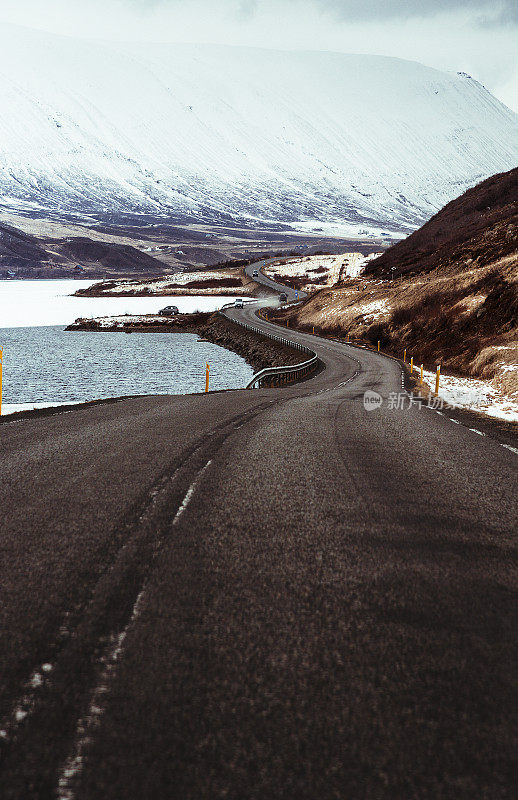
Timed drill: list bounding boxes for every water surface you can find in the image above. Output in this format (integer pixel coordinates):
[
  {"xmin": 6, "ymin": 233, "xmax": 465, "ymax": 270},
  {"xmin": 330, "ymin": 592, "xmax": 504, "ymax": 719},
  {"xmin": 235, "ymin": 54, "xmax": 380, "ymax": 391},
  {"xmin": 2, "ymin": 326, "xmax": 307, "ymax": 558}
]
[
  {"xmin": 0, "ymin": 326, "xmax": 253, "ymax": 409},
  {"xmin": 0, "ymin": 281, "xmax": 251, "ymax": 411},
  {"xmin": 0, "ymin": 279, "xmax": 231, "ymax": 328}
]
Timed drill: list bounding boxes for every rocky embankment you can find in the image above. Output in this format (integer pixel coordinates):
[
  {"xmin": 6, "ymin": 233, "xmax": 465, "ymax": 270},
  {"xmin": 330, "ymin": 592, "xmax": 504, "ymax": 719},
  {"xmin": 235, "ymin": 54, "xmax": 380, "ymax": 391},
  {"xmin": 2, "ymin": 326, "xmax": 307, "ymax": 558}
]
[
  {"xmin": 66, "ymin": 312, "xmax": 304, "ymax": 374},
  {"xmin": 199, "ymin": 315, "xmax": 304, "ymax": 373}
]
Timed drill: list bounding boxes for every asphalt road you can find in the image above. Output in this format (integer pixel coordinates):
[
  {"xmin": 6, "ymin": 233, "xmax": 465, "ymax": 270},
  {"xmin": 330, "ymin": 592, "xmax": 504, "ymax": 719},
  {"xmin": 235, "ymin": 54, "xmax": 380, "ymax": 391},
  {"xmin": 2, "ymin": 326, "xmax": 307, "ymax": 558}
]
[
  {"xmin": 0, "ymin": 266, "xmax": 517, "ymax": 799},
  {"xmin": 244, "ymin": 257, "xmax": 307, "ymax": 303}
]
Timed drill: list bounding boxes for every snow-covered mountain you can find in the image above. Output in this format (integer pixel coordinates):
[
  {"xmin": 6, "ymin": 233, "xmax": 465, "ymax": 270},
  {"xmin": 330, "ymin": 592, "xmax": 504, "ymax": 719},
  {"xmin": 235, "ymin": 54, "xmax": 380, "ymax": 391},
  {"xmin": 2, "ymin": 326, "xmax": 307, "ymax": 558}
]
[{"xmin": 0, "ymin": 25, "xmax": 517, "ymax": 234}]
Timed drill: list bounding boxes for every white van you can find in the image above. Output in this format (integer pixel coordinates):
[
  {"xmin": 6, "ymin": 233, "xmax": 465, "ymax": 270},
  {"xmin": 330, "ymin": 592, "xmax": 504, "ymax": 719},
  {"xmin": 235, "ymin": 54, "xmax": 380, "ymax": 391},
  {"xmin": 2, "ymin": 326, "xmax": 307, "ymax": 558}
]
[{"xmin": 234, "ymin": 298, "xmax": 244, "ymax": 308}]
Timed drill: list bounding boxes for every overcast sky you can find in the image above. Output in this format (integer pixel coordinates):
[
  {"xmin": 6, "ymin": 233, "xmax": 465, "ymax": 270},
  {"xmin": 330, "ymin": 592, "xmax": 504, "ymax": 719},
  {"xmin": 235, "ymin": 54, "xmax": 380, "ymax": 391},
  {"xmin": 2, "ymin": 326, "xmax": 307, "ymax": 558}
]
[{"xmin": 1, "ymin": 0, "xmax": 517, "ymax": 111}]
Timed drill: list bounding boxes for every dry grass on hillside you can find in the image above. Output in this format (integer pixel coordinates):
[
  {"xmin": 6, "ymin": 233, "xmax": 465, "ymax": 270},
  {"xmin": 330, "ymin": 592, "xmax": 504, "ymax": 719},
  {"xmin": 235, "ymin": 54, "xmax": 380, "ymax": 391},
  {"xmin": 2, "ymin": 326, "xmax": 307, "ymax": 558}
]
[
  {"xmin": 263, "ymin": 253, "xmax": 380, "ymax": 292},
  {"xmin": 268, "ymin": 170, "xmax": 518, "ymax": 399},
  {"xmin": 75, "ymin": 266, "xmax": 260, "ymax": 297},
  {"xmin": 275, "ymin": 255, "xmax": 518, "ymax": 397}
]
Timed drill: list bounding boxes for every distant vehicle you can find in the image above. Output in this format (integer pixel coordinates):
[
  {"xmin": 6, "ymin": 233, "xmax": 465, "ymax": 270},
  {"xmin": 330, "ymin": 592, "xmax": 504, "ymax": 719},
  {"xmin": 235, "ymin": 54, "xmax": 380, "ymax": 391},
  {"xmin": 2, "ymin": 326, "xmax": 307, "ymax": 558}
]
[
  {"xmin": 234, "ymin": 298, "xmax": 244, "ymax": 308},
  {"xmin": 279, "ymin": 292, "xmax": 288, "ymax": 304},
  {"xmin": 252, "ymin": 270, "xmax": 259, "ymax": 277},
  {"xmin": 158, "ymin": 305, "xmax": 179, "ymax": 316}
]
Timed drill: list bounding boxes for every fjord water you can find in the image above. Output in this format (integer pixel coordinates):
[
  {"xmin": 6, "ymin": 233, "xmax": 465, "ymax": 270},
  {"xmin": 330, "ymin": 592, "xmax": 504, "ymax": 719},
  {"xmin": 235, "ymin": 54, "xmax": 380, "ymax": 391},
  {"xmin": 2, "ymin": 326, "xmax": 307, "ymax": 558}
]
[
  {"xmin": 0, "ymin": 280, "xmax": 233, "ymax": 328},
  {"xmin": 0, "ymin": 281, "xmax": 253, "ymax": 409}
]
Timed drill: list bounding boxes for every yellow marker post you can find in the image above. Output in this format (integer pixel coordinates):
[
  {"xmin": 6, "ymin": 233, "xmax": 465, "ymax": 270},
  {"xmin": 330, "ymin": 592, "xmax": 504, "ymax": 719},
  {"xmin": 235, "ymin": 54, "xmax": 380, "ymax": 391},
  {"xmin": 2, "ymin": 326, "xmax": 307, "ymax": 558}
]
[
  {"xmin": 403, "ymin": 349, "xmax": 406, "ymax": 363},
  {"xmin": 286, "ymin": 320, "xmax": 289, "ymax": 327},
  {"xmin": 410, "ymin": 356, "xmax": 413, "ymax": 374},
  {"xmin": 377, "ymin": 340, "xmax": 380, "ymax": 352},
  {"xmin": 420, "ymin": 363, "xmax": 423, "ymax": 384},
  {"xmin": 0, "ymin": 347, "xmax": 3, "ymax": 416},
  {"xmin": 435, "ymin": 365, "xmax": 441, "ymax": 396},
  {"xmin": 313, "ymin": 326, "xmax": 315, "ymax": 335},
  {"xmin": 205, "ymin": 362, "xmax": 210, "ymax": 393}
]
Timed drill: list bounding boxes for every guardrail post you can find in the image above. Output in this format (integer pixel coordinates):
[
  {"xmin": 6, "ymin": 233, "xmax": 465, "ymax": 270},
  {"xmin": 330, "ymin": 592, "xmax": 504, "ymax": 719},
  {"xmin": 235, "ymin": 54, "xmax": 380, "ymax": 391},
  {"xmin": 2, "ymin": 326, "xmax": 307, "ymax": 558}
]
[{"xmin": 435, "ymin": 365, "xmax": 440, "ymax": 396}]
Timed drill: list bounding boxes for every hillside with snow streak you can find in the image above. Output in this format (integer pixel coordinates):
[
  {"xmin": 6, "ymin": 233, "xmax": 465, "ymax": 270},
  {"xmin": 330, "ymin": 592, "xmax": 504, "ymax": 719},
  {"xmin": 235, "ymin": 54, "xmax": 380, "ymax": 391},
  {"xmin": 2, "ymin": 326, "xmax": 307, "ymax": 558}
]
[{"xmin": 0, "ymin": 25, "xmax": 517, "ymax": 234}]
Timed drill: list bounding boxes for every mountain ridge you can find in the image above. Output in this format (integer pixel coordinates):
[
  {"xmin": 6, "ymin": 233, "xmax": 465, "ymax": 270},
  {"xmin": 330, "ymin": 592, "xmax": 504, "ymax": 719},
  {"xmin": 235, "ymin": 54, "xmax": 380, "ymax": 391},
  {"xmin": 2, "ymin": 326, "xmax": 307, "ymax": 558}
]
[{"xmin": 0, "ymin": 26, "xmax": 517, "ymax": 233}]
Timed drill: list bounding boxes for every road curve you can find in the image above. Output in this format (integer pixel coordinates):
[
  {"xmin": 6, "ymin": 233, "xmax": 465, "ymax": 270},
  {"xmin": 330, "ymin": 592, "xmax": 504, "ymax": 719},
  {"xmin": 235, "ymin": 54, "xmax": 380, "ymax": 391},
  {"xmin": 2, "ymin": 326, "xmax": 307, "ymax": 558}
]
[
  {"xmin": 244, "ymin": 257, "xmax": 306, "ymax": 303},
  {"xmin": 1, "ymin": 262, "xmax": 517, "ymax": 800}
]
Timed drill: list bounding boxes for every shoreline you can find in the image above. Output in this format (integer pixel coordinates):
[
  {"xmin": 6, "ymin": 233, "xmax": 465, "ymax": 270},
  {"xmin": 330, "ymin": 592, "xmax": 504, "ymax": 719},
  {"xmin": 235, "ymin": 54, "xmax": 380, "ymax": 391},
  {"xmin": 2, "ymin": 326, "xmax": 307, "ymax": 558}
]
[
  {"xmin": 65, "ymin": 311, "xmax": 305, "ymax": 375},
  {"xmin": 65, "ymin": 312, "xmax": 211, "ymax": 334}
]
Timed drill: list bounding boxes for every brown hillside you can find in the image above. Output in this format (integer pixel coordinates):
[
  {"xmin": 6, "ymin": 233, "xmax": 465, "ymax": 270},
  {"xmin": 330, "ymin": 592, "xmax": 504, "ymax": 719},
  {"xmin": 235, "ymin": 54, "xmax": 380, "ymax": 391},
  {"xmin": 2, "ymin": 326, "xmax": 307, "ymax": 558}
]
[
  {"xmin": 0, "ymin": 223, "xmax": 48, "ymax": 271},
  {"xmin": 276, "ymin": 170, "xmax": 517, "ymax": 399},
  {"xmin": 366, "ymin": 167, "xmax": 517, "ymax": 279},
  {"xmin": 59, "ymin": 238, "xmax": 172, "ymax": 273},
  {"xmin": 0, "ymin": 222, "xmax": 175, "ymax": 278}
]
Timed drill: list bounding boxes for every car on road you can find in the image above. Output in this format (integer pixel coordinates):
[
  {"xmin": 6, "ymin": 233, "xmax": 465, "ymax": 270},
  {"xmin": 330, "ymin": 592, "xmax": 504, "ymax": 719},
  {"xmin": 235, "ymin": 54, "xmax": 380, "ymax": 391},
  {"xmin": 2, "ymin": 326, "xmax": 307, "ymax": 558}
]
[
  {"xmin": 234, "ymin": 298, "xmax": 244, "ymax": 308},
  {"xmin": 252, "ymin": 270, "xmax": 259, "ymax": 277},
  {"xmin": 158, "ymin": 305, "xmax": 179, "ymax": 316},
  {"xmin": 279, "ymin": 292, "xmax": 288, "ymax": 304}
]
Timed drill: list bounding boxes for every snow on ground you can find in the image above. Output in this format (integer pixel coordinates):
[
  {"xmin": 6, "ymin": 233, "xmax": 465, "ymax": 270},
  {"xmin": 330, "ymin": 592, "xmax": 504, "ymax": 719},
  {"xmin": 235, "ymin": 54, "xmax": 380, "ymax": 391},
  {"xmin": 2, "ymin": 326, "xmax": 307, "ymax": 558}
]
[
  {"xmin": 103, "ymin": 271, "xmax": 238, "ymax": 293},
  {"xmin": 341, "ymin": 252, "xmax": 382, "ymax": 277},
  {"xmin": 264, "ymin": 252, "xmax": 382, "ymax": 287},
  {"xmin": 264, "ymin": 255, "xmax": 342, "ymax": 283},
  {"xmin": 291, "ymin": 221, "xmax": 404, "ymax": 240},
  {"xmin": 354, "ymin": 299, "xmax": 391, "ymax": 320},
  {"xmin": 88, "ymin": 315, "xmax": 173, "ymax": 328},
  {"xmin": 422, "ymin": 368, "xmax": 518, "ymax": 422}
]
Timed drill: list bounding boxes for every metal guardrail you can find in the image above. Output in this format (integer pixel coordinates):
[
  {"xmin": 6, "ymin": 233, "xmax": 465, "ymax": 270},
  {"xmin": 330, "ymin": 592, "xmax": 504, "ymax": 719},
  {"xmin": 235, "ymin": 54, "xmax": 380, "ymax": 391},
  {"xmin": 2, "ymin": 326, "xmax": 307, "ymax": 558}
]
[
  {"xmin": 219, "ymin": 303, "xmax": 319, "ymax": 389},
  {"xmin": 245, "ymin": 354, "xmax": 318, "ymax": 389}
]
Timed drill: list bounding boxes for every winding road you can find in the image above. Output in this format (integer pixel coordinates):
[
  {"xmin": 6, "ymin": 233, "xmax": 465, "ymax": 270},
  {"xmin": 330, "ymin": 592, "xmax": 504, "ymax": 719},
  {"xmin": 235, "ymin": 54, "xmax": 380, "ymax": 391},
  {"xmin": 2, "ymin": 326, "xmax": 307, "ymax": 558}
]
[{"xmin": 0, "ymin": 262, "xmax": 516, "ymax": 799}]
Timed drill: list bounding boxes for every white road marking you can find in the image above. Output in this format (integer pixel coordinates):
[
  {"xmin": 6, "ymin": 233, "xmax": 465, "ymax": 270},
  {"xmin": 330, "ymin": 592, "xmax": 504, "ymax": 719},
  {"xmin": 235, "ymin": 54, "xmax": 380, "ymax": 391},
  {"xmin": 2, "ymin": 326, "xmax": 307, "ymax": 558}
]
[
  {"xmin": 501, "ymin": 443, "xmax": 518, "ymax": 455},
  {"xmin": 469, "ymin": 428, "xmax": 485, "ymax": 436},
  {"xmin": 56, "ymin": 456, "xmax": 214, "ymax": 798},
  {"xmin": 173, "ymin": 460, "xmax": 212, "ymax": 525},
  {"xmin": 57, "ymin": 589, "xmax": 147, "ymax": 800},
  {"xmin": 0, "ymin": 647, "xmax": 65, "ymax": 743}
]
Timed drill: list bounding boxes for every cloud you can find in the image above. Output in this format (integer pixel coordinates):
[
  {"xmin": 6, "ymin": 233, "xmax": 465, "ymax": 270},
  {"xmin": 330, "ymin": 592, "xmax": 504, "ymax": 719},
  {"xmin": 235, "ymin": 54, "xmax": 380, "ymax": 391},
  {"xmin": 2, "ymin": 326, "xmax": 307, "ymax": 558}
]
[
  {"xmin": 120, "ymin": 0, "xmax": 518, "ymax": 24},
  {"xmin": 236, "ymin": 0, "xmax": 259, "ymax": 21},
  {"xmin": 311, "ymin": 0, "xmax": 517, "ymax": 23}
]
